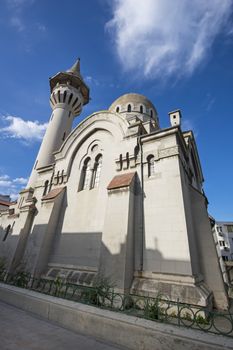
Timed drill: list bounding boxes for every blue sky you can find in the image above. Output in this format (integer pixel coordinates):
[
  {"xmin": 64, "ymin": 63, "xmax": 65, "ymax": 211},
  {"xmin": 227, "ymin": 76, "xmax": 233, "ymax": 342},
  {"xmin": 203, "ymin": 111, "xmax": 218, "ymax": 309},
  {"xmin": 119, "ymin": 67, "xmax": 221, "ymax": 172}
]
[{"xmin": 0, "ymin": 0, "xmax": 232, "ymax": 220}]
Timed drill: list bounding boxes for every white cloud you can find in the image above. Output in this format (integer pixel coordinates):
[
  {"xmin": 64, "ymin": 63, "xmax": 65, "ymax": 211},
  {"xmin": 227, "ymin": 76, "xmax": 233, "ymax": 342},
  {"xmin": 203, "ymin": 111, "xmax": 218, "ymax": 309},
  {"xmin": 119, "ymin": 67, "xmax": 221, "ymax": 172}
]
[
  {"xmin": 10, "ymin": 16, "xmax": 24, "ymax": 31},
  {"xmin": 6, "ymin": 0, "xmax": 45, "ymax": 35},
  {"xmin": 0, "ymin": 173, "xmax": 28, "ymax": 201},
  {"xmin": 0, "ymin": 180, "xmax": 12, "ymax": 187},
  {"xmin": 85, "ymin": 76, "xmax": 100, "ymax": 86},
  {"xmin": 0, "ymin": 115, "xmax": 48, "ymax": 142},
  {"xmin": 106, "ymin": 0, "xmax": 232, "ymax": 80},
  {"xmin": 0, "ymin": 175, "xmax": 10, "ymax": 181},
  {"xmin": 13, "ymin": 177, "xmax": 28, "ymax": 185}
]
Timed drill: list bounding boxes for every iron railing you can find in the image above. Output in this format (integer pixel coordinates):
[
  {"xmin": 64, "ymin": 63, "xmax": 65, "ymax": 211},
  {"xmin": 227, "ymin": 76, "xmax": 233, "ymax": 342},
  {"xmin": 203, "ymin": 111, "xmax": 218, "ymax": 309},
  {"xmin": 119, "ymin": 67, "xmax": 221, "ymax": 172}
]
[{"xmin": 0, "ymin": 271, "xmax": 232, "ymax": 337}]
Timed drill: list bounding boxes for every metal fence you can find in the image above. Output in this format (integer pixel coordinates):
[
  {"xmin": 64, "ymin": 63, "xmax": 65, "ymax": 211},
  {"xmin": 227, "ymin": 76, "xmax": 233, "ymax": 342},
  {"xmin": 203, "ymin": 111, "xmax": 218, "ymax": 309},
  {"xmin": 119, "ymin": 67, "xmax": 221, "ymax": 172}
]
[{"xmin": 0, "ymin": 271, "xmax": 232, "ymax": 337}]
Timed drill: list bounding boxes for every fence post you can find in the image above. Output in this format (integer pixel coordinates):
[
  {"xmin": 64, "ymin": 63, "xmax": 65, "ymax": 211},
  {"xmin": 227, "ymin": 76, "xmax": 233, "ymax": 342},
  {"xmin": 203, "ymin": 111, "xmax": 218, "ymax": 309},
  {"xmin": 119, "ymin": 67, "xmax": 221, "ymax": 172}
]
[{"xmin": 177, "ymin": 298, "xmax": 181, "ymax": 327}]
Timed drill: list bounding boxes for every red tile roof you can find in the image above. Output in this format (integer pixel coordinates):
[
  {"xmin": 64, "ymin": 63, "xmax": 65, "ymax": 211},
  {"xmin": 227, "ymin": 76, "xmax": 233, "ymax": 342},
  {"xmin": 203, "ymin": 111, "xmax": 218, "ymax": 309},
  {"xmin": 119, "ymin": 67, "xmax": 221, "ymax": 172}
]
[
  {"xmin": 0, "ymin": 200, "xmax": 12, "ymax": 207},
  {"xmin": 107, "ymin": 172, "xmax": 136, "ymax": 190},
  {"xmin": 42, "ymin": 187, "xmax": 65, "ymax": 201}
]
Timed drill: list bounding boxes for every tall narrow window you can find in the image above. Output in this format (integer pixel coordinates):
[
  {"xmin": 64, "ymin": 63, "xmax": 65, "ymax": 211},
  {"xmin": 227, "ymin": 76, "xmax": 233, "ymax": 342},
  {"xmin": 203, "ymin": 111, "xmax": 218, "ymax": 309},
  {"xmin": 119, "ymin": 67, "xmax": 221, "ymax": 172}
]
[
  {"xmin": 119, "ymin": 154, "xmax": 123, "ymax": 171},
  {"xmin": 79, "ymin": 158, "xmax": 91, "ymax": 191},
  {"xmin": 140, "ymin": 105, "xmax": 143, "ymax": 113},
  {"xmin": 43, "ymin": 180, "xmax": 49, "ymax": 196},
  {"xmin": 126, "ymin": 152, "xmax": 129, "ymax": 169},
  {"xmin": 134, "ymin": 145, "xmax": 139, "ymax": 161},
  {"xmin": 91, "ymin": 155, "xmax": 103, "ymax": 188},
  {"xmin": 3, "ymin": 225, "xmax": 11, "ymax": 242},
  {"xmin": 127, "ymin": 104, "xmax": 131, "ymax": 112},
  {"xmin": 147, "ymin": 155, "xmax": 155, "ymax": 177}
]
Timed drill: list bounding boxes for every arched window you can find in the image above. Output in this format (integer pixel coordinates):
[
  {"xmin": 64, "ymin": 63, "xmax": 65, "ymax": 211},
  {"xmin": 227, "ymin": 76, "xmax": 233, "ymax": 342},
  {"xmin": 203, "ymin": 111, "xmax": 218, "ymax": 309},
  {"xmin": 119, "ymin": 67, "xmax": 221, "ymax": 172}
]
[
  {"xmin": 140, "ymin": 105, "xmax": 143, "ymax": 113},
  {"xmin": 116, "ymin": 106, "xmax": 120, "ymax": 113},
  {"xmin": 127, "ymin": 104, "xmax": 131, "ymax": 112},
  {"xmin": 3, "ymin": 225, "xmax": 11, "ymax": 242},
  {"xmin": 79, "ymin": 158, "xmax": 91, "ymax": 191},
  {"xmin": 91, "ymin": 155, "xmax": 103, "ymax": 188},
  {"xmin": 134, "ymin": 145, "xmax": 139, "ymax": 162},
  {"xmin": 126, "ymin": 152, "xmax": 129, "ymax": 169},
  {"xmin": 150, "ymin": 110, "xmax": 153, "ymax": 118},
  {"xmin": 43, "ymin": 180, "xmax": 49, "ymax": 196},
  {"xmin": 119, "ymin": 154, "xmax": 123, "ymax": 171},
  {"xmin": 147, "ymin": 155, "xmax": 155, "ymax": 177}
]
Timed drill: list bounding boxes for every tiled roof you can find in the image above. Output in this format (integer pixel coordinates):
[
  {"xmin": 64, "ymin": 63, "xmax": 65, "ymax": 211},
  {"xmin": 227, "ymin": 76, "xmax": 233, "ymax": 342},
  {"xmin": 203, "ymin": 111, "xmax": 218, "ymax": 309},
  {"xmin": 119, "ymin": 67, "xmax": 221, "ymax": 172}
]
[
  {"xmin": 0, "ymin": 200, "xmax": 12, "ymax": 207},
  {"xmin": 42, "ymin": 187, "xmax": 65, "ymax": 201},
  {"xmin": 107, "ymin": 172, "xmax": 136, "ymax": 190}
]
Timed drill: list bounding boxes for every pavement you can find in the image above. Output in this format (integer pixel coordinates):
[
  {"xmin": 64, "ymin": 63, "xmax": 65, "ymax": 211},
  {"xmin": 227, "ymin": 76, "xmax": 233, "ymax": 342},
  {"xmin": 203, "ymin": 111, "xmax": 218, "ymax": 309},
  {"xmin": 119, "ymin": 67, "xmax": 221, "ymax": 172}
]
[{"xmin": 0, "ymin": 301, "xmax": 127, "ymax": 350}]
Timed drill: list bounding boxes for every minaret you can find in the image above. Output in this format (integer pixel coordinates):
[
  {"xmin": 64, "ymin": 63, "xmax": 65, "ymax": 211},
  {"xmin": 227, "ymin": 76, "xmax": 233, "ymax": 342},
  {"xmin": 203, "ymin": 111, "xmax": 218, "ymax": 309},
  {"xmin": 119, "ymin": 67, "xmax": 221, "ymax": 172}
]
[{"xmin": 27, "ymin": 59, "xmax": 89, "ymax": 188}]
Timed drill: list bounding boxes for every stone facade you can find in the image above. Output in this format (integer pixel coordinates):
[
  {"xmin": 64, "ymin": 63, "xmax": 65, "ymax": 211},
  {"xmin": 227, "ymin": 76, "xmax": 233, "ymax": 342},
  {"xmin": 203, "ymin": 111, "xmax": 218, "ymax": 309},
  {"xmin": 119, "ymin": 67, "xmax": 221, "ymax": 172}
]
[{"xmin": 0, "ymin": 60, "xmax": 228, "ymax": 310}]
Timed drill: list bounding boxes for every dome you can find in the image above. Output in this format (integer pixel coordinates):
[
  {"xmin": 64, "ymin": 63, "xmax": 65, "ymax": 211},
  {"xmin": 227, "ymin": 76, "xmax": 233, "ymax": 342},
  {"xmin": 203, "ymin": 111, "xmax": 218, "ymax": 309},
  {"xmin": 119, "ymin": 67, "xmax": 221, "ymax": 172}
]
[{"xmin": 109, "ymin": 93, "xmax": 158, "ymax": 119}]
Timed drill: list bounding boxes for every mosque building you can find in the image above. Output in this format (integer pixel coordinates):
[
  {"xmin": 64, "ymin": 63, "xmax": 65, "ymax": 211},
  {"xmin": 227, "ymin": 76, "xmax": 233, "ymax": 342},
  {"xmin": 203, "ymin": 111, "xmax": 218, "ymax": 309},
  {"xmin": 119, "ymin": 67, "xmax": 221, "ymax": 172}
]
[{"xmin": 0, "ymin": 60, "xmax": 228, "ymax": 310}]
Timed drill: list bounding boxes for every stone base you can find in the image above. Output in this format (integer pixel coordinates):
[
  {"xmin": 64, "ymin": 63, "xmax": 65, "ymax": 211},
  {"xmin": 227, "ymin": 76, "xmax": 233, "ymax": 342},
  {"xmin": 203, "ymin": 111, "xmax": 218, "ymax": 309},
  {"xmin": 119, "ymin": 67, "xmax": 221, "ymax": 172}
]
[{"xmin": 130, "ymin": 275, "xmax": 213, "ymax": 308}]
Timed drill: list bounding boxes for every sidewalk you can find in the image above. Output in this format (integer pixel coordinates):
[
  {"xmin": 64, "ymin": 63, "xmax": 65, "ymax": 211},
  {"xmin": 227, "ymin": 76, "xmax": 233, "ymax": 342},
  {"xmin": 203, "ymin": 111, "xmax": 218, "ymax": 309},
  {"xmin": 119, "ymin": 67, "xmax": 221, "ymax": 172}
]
[{"xmin": 0, "ymin": 301, "xmax": 126, "ymax": 350}]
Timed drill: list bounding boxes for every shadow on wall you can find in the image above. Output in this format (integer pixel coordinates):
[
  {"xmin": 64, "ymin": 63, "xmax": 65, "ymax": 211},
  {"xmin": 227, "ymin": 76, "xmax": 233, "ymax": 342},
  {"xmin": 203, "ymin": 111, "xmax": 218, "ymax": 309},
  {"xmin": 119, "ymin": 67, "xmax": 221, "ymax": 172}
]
[
  {"xmin": 0, "ymin": 226, "xmax": 18, "ymax": 269},
  {"xmin": 0, "ymin": 221, "xmax": 211, "ymax": 306}
]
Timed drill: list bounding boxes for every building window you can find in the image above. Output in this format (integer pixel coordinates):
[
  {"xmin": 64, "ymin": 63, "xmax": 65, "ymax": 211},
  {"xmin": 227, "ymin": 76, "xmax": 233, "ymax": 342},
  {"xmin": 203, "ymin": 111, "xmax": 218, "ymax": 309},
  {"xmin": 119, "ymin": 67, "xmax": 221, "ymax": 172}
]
[
  {"xmin": 140, "ymin": 105, "xmax": 143, "ymax": 113},
  {"xmin": 91, "ymin": 155, "xmax": 102, "ymax": 188},
  {"xmin": 222, "ymin": 256, "xmax": 228, "ymax": 262},
  {"xmin": 127, "ymin": 104, "xmax": 131, "ymax": 112},
  {"xmin": 147, "ymin": 155, "xmax": 155, "ymax": 177},
  {"xmin": 79, "ymin": 158, "xmax": 91, "ymax": 191},
  {"xmin": 150, "ymin": 110, "xmax": 153, "ymax": 118},
  {"xmin": 116, "ymin": 106, "xmax": 120, "ymax": 113},
  {"xmin": 217, "ymin": 226, "xmax": 222, "ymax": 233},
  {"xmin": 227, "ymin": 225, "xmax": 233, "ymax": 233},
  {"xmin": 134, "ymin": 145, "xmax": 139, "ymax": 161},
  {"xmin": 43, "ymin": 180, "xmax": 49, "ymax": 196},
  {"xmin": 126, "ymin": 152, "xmax": 129, "ymax": 169},
  {"xmin": 119, "ymin": 154, "xmax": 123, "ymax": 171},
  {"xmin": 3, "ymin": 225, "xmax": 11, "ymax": 242},
  {"xmin": 219, "ymin": 240, "xmax": 225, "ymax": 247}
]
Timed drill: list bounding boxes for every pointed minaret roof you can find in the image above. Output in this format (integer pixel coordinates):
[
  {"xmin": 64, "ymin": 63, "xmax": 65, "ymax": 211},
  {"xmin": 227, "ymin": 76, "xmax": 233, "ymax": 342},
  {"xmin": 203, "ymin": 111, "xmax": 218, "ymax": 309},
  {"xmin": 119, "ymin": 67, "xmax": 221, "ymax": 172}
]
[
  {"xmin": 67, "ymin": 58, "xmax": 81, "ymax": 76},
  {"xmin": 49, "ymin": 58, "xmax": 89, "ymax": 105}
]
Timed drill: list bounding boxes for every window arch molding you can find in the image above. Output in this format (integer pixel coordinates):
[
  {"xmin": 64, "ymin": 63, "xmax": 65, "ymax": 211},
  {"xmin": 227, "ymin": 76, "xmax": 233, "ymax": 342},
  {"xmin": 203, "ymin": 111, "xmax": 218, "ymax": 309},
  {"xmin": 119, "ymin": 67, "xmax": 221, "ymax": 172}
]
[
  {"xmin": 91, "ymin": 154, "xmax": 103, "ymax": 189},
  {"xmin": 79, "ymin": 157, "xmax": 92, "ymax": 191},
  {"xmin": 140, "ymin": 104, "xmax": 145, "ymax": 114},
  {"xmin": 127, "ymin": 104, "xmax": 132, "ymax": 112},
  {"xmin": 115, "ymin": 105, "xmax": 121, "ymax": 113}
]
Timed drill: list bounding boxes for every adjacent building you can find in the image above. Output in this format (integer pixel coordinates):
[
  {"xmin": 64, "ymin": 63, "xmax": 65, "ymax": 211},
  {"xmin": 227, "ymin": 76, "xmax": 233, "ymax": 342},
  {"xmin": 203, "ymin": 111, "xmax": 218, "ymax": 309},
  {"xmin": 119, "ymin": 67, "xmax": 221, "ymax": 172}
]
[
  {"xmin": 0, "ymin": 195, "xmax": 12, "ymax": 212},
  {"xmin": 212, "ymin": 219, "xmax": 233, "ymax": 286}
]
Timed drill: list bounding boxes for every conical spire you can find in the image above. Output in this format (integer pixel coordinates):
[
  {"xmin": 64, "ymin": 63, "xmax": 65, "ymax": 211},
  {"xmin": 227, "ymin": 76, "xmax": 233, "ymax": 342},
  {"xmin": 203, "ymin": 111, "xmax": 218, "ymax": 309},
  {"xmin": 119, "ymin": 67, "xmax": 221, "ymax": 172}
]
[
  {"xmin": 67, "ymin": 58, "xmax": 80, "ymax": 75},
  {"xmin": 50, "ymin": 58, "xmax": 89, "ymax": 104}
]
